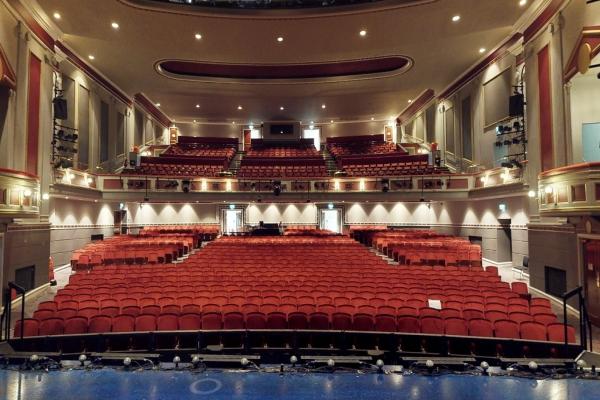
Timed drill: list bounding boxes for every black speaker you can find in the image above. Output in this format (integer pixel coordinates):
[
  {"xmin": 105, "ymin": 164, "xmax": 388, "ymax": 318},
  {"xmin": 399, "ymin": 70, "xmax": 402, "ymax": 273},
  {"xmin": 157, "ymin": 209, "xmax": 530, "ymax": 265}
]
[
  {"xmin": 182, "ymin": 180, "xmax": 190, "ymax": 193},
  {"xmin": 509, "ymin": 94, "xmax": 524, "ymax": 117},
  {"xmin": 53, "ymin": 97, "xmax": 68, "ymax": 120}
]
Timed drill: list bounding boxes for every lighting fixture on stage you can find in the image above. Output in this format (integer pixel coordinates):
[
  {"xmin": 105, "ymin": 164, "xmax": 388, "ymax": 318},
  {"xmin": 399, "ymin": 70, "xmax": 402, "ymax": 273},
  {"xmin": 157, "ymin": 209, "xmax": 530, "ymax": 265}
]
[
  {"xmin": 123, "ymin": 357, "xmax": 132, "ymax": 367},
  {"xmin": 173, "ymin": 356, "xmax": 181, "ymax": 368},
  {"xmin": 241, "ymin": 357, "xmax": 250, "ymax": 367},
  {"xmin": 191, "ymin": 355, "xmax": 201, "ymax": 369},
  {"xmin": 79, "ymin": 354, "xmax": 87, "ymax": 367},
  {"xmin": 327, "ymin": 359, "xmax": 335, "ymax": 368},
  {"xmin": 577, "ymin": 359, "xmax": 587, "ymax": 371},
  {"xmin": 528, "ymin": 361, "xmax": 538, "ymax": 371},
  {"xmin": 182, "ymin": 180, "xmax": 190, "ymax": 193},
  {"xmin": 376, "ymin": 359, "xmax": 384, "ymax": 373},
  {"xmin": 30, "ymin": 354, "xmax": 39, "ymax": 364},
  {"xmin": 480, "ymin": 361, "xmax": 489, "ymax": 375},
  {"xmin": 426, "ymin": 359, "xmax": 434, "ymax": 369},
  {"xmin": 290, "ymin": 356, "xmax": 298, "ymax": 366}
]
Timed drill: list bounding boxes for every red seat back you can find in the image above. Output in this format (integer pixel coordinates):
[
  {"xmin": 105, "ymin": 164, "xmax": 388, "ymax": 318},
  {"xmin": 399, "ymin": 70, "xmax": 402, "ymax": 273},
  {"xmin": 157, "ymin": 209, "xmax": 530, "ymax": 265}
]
[
  {"xmin": 14, "ymin": 318, "xmax": 39, "ymax": 337},
  {"xmin": 157, "ymin": 313, "xmax": 178, "ymax": 331},
  {"xmin": 444, "ymin": 318, "xmax": 468, "ymax": 336},
  {"xmin": 468, "ymin": 318, "xmax": 494, "ymax": 337},
  {"xmin": 223, "ymin": 312, "xmax": 245, "ymax": 329},
  {"xmin": 39, "ymin": 318, "xmax": 64, "ymax": 335},
  {"xmin": 494, "ymin": 319, "xmax": 520, "ymax": 339},
  {"xmin": 178, "ymin": 313, "xmax": 202, "ymax": 330},
  {"xmin": 88, "ymin": 315, "xmax": 112, "ymax": 333},
  {"xmin": 64, "ymin": 316, "xmax": 88, "ymax": 334},
  {"xmin": 113, "ymin": 315, "xmax": 135, "ymax": 332},
  {"xmin": 201, "ymin": 312, "xmax": 223, "ymax": 330},
  {"xmin": 520, "ymin": 321, "xmax": 547, "ymax": 341}
]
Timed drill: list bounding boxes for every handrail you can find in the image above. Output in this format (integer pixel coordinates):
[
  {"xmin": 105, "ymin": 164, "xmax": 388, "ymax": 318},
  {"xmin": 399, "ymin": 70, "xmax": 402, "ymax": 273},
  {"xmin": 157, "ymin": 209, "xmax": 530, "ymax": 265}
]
[
  {"xmin": 2, "ymin": 283, "xmax": 26, "ymax": 341},
  {"xmin": 561, "ymin": 286, "xmax": 592, "ymax": 353}
]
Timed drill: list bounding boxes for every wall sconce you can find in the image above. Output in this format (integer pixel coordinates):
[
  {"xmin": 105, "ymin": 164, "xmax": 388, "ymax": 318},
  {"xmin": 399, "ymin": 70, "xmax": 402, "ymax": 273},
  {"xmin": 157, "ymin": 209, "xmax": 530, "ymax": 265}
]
[
  {"xmin": 359, "ymin": 179, "xmax": 366, "ymax": 191},
  {"xmin": 334, "ymin": 179, "xmax": 341, "ymax": 191},
  {"xmin": 42, "ymin": 193, "xmax": 50, "ymax": 200},
  {"xmin": 544, "ymin": 186, "xmax": 553, "ymax": 194},
  {"xmin": 23, "ymin": 189, "xmax": 32, "ymax": 197},
  {"xmin": 201, "ymin": 179, "xmax": 208, "ymax": 191},
  {"xmin": 528, "ymin": 190, "xmax": 536, "ymax": 198},
  {"xmin": 225, "ymin": 179, "xmax": 232, "ymax": 192}
]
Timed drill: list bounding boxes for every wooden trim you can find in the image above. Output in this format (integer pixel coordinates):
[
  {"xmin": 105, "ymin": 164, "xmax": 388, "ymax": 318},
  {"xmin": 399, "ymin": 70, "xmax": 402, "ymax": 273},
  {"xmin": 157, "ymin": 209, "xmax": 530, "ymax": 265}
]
[
  {"xmin": 564, "ymin": 27, "xmax": 600, "ymax": 82},
  {"xmin": 538, "ymin": 162, "xmax": 600, "ymax": 178},
  {"xmin": 0, "ymin": 41, "xmax": 17, "ymax": 90},
  {"xmin": 5, "ymin": 0, "xmax": 55, "ymax": 50},
  {"xmin": 134, "ymin": 93, "xmax": 172, "ymax": 128},
  {"xmin": 523, "ymin": 0, "xmax": 565, "ymax": 44},
  {"xmin": 439, "ymin": 33, "xmax": 522, "ymax": 100},
  {"xmin": 396, "ymin": 89, "xmax": 435, "ymax": 124},
  {"xmin": 538, "ymin": 45, "xmax": 554, "ymax": 172},
  {"xmin": 0, "ymin": 167, "xmax": 39, "ymax": 180},
  {"xmin": 56, "ymin": 41, "xmax": 132, "ymax": 106}
]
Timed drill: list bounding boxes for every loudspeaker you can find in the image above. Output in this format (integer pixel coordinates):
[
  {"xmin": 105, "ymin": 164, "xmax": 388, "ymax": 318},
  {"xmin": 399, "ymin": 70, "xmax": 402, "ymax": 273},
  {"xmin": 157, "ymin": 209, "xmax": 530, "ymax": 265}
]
[
  {"xmin": 53, "ymin": 97, "xmax": 68, "ymax": 120},
  {"xmin": 509, "ymin": 94, "xmax": 524, "ymax": 117},
  {"xmin": 182, "ymin": 180, "xmax": 190, "ymax": 193}
]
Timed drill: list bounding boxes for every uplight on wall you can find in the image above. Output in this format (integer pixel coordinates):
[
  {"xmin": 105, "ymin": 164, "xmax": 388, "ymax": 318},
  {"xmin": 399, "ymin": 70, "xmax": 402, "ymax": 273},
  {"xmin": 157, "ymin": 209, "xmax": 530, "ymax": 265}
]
[
  {"xmin": 42, "ymin": 193, "xmax": 50, "ymax": 200},
  {"xmin": 480, "ymin": 176, "xmax": 488, "ymax": 185},
  {"xmin": 328, "ymin": 203, "xmax": 334, "ymax": 210},
  {"xmin": 498, "ymin": 202, "xmax": 507, "ymax": 212},
  {"xmin": 201, "ymin": 179, "xmax": 208, "ymax": 191},
  {"xmin": 359, "ymin": 179, "xmax": 366, "ymax": 191},
  {"xmin": 334, "ymin": 179, "xmax": 341, "ymax": 191},
  {"xmin": 23, "ymin": 189, "xmax": 32, "ymax": 197},
  {"xmin": 225, "ymin": 179, "xmax": 232, "ymax": 192},
  {"xmin": 544, "ymin": 186, "xmax": 554, "ymax": 194}
]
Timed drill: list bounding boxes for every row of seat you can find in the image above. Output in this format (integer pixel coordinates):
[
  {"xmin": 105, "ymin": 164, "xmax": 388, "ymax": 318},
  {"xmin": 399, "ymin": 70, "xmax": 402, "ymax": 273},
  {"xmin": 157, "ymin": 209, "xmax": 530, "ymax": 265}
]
[{"xmin": 15, "ymin": 312, "xmax": 575, "ymax": 344}]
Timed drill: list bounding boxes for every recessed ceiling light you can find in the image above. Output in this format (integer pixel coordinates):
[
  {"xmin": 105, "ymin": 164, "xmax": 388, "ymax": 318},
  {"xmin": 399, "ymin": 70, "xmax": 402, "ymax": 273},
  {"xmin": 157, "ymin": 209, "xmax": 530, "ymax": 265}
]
[
  {"xmin": 111, "ymin": 22, "xmax": 120, "ymax": 29},
  {"xmin": 310, "ymin": 121, "xmax": 314, "ymax": 124},
  {"xmin": 321, "ymin": 104, "xmax": 326, "ymax": 109},
  {"xmin": 195, "ymin": 104, "xmax": 200, "ymax": 108},
  {"xmin": 408, "ymin": 99, "xmax": 413, "ymax": 103},
  {"xmin": 232, "ymin": 121, "xmax": 236, "ymax": 125},
  {"xmin": 359, "ymin": 30, "xmax": 367, "ymax": 37},
  {"xmin": 88, "ymin": 55, "xmax": 95, "ymax": 60},
  {"xmin": 277, "ymin": 36, "xmax": 284, "ymax": 42},
  {"xmin": 237, "ymin": 105, "xmax": 243, "ymax": 110},
  {"xmin": 371, "ymin": 117, "xmax": 375, "ymax": 121},
  {"xmin": 330, "ymin": 120, "xmax": 334, "ymax": 123},
  {"xmin": 193, "ymin": 119, "xmax": 197, "ymax": 123},
  {"xmin": 451, "ymin": 15, "xmax": 461, "ymax": 22},
  {"xmin": 519, "ymin": 0, "xmax": 527, "ymax": 6},
  {"xmin": 155, "ymin": 103, "xmax": 161, "ymax": 107},
  {"xmin": 479, "ymin": 47, "xmax": 486, "ymax": 53},
  {"xmin": 53, "ymin": 12, "xmax": 61, "ymax": 20},
  {"xmin": 195, "ymin": 33, "xmax": 202, "ymax": 40},
  {"xmin": 280, "ymin": 106, "xmax": 285, "ymax": 110}
]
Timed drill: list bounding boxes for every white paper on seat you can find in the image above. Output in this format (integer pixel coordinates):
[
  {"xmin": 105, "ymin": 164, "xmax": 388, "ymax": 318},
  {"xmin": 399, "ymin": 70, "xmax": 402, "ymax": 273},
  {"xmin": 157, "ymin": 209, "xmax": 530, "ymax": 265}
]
[{"xmin": 428, "ymin": 299, "xmax": 442, "ymax": 310}]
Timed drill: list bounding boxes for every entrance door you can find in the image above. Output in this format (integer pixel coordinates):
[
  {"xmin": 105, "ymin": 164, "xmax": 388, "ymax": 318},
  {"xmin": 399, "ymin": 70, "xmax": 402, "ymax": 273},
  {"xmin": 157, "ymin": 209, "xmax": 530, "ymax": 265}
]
[
  {"xmin": 583, "ymin": 240, "xmax": 600, "ymax": 326},
  {"xmin": 223, "ymin": 209, "xmax": 243, "ymax": 234},
  {"xmin": 320, "ymin": 209, "xmax": 341, "ymax": 234}
]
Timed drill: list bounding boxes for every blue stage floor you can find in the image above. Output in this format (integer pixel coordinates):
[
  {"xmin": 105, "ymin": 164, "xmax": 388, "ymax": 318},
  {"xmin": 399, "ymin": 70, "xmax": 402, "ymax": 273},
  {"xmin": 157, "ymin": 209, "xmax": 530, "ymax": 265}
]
[{"xmin": 1, "ymin": 369, "xmax": 600, "ymax": 400}]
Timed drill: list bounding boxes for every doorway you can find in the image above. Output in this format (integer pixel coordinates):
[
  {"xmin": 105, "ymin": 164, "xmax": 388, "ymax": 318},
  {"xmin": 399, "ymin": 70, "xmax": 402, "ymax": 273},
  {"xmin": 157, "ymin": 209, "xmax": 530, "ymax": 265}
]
[
  {"xmin": 222, "ymin": 208, "xmax": 243, "ymax": 234},
  {"xmin": 319, "ymin": 208, "xmax": 342, "ymax": 234}
]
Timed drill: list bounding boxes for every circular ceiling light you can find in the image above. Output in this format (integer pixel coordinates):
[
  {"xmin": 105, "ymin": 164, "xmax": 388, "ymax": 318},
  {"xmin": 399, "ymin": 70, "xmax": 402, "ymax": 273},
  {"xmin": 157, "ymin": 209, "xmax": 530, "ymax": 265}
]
[
  {"xmin": 277, "ymin": 36, "xmax": 284, "ymax": 43},
  {"xmin": 237, "ymin": 105, "xmax": 243, "ymax": 110},
  {"xmin": 195, "ymin": 33, "xmax": 202, "ymax": 40},
  {"xmin": 111, "ymin": 22, "xmax": 120, "ymax": 29},
  {"xmin": 479, "ymin": 47, "xmax": 486, "ymax": 54},
  {"xmin": 195, "ymin": 104, "xmax": 200, "ymax": 108},
  {"xmin": 452, "ymin": 15, "xmax": 461, "ymax": 22},
  {"xmin": 88, "ymin": 55, "xmax": 95, "ymax": 60},
  {"xmin": 519, "ymin": 0, "xmax": 527, "ymax": 6},
  {"xmin": 280, "ymin": 106, "xmax": 285, "ymax": 110},
  {"xmin": 53, "ymin": 12, "xmax": 61, "ymax": 20},
  {"xmin": 359, "ymin": 30, "xmax": 367, "ymax": 37}
]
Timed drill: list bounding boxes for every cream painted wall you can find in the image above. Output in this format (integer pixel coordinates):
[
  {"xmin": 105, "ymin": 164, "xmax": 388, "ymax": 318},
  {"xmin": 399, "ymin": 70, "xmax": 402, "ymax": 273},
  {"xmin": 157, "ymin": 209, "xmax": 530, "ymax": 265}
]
[
  {"xmin": 246, "ymin": 203, "xmax": 318, "ymax": 225},
  {"xmin": 176, "ymin": 123, "xmax": 241, "ymax": 139},
  {"xmin": 569, "ymin": 65, "xmax": 600, "ymax": 163},
  {"xmin": 0, "ymin": 3, "xmax": 18, "ymax": 169},
  {"xmin": 126, "ymin": 202, "xmax": 219, "ymax": 225}
]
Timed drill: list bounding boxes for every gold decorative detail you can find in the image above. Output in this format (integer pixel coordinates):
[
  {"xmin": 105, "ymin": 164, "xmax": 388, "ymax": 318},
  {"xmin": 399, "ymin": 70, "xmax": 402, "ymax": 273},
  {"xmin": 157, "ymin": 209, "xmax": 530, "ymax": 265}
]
[{"xmin": 577, "ymin": 43, "xmax": 592, "ymax": 75}]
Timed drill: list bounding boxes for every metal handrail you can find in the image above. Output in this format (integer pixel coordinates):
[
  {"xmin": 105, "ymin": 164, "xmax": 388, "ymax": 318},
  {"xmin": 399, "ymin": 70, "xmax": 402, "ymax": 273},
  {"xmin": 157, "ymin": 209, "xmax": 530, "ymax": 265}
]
[
  {"xmin": 1, "ymin": 283, "xmax": 26, "ymax": 341},
  {"xmin": 561, "ymin": 286, "xmax": 592, "ymax": 354}
]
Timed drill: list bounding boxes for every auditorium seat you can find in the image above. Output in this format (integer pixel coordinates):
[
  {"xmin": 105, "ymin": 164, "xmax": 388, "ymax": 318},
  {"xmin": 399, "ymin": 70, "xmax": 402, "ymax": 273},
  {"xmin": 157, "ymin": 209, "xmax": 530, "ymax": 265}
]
[
  {"xmin": 157, "ymin": 313, "xmax": 178, "ymax": 331},
  {"xmin": 546, "ymin": 323, "xmax": 576, "ymax": 343},
  {"xmin": 223, "ymin": 312, "xmax": 245, "ymax": 329},
  {"xmin": 468, "ymin": 318, "xmax": 494, "ymax": 337},
  {"xmin": 288, "ymin": 312, "xmax": 309, "ymax": 329},
  {"xmin": 331, "ymin": 312, "xmax": 353, "ymax": 330},
  {"xmin": 88, "ymin": 315, "xmax": 112, "ymax": 333},
  {"xmin": 374, "ymin": 314, "xmax": 396, "ymax": 332},
  {"xmin": 520, "ymin": 321, "xmax": 547, "ymax": 341},
  {"xmin": 56, "ymin": 308, "xmax": 78, "ymax": 320},
  {"xmin": 397, "ymin": 316, "xmax": 420, "ymax": 333},
  {"xmin": 14, "ymin": 318, "xmax": 39, "ymax": 337},
  {"xmin": 309, "ymin": 312, "xmax": 330, "ymax": 330},
  {"xmin": 201, "ymin": 312, "xmax": 223, "ymax": 330},
  {"xmin": 178, "ymin": 313, "xmax": 201, "ymax": 330},
  {"xmin": 509, "ymin": 312, "xmax": 533, "ymax": 325},
  {"xmin": 33, "ymin": 309, "xmax": 54, "ymax": 320},
  {"xmin": 494, "ymin": 320, "xmax": 520, "ymax": 339},
  {"xmin": 444, "ymin": 318, "xmax": 468, "ymax": 336},
  {"xmin": 113, "ymin": 315, "xmax": 135, "ymax": 332},
  {"xmin": 39, "ymin": 318, "xmax": 64, "ymax": 336},
  {"xmin": 420, "ymin": 316, "xmax": 444, "ymax": 334},
  {"xmin": 246, "ymin": 312, "xmax": 267, "ymax": 329},
  {"xmin": 64, "ymin": 316, "xmax": 88, "ymax": 334},
  {"xmin": 533, "ymin": 313, "xmax": 558, "ymax": 326}
]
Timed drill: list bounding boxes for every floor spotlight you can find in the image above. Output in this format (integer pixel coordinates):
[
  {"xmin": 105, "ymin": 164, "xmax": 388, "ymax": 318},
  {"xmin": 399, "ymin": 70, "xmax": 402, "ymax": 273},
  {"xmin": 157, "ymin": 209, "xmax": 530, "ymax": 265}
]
[
  {"xmin": 290, "ymin": 355, "xmax": 298, "ymax": 366},
  {"xmin": 376, "ymin": 359, "xmax": 384, "ymax": 373},
  {"xmin": 173, "ymin": 356, "xmax": 180, "ymax": 369},
  {"xmin": 79, "ymin": 354, "xmax": 87, "ymax": 367},
  {"xmin": 123, "ymin": 357, "xmax": 132, "ymax": 368}
]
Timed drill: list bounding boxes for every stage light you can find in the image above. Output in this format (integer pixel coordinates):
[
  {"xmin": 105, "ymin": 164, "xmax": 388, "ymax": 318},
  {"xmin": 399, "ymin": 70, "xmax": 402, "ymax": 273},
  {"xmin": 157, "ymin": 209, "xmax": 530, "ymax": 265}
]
[
  {"xmin": 480, "ymin": 361, "xmax": 489, "ymax": 370},
  {"xmin": 528, "ymin": 361, "xmax": 538, "ymax": 371},
  {"xmin": 30, "ymin": 354, "xmax": 39, "ymax": 363},
  {"xmin": 425, "ymin": 359, "xmax": 434, "ymax": 368},
  {"xmin": 376, "ymin": 359, "xmax": 384, "ymax": 372},
  {"xmin": 290, "ymin": 355, "xmax": 298, "ymax": 365},
  {"xmin": 498, "ymin": 203, "xmax": 507, "ymax": 212},
  {"xmin": 123, "ymin": 357, "xmax": 132, "ymax": 367},
  {"xmin": 327, "ymin": 359, "xmax": 335, "ymax": 367},
  {"xmin": 79, "ymin": 354, "xmax": 87, "ymax": 366},
  {"xmin": 192, "ymin": 355, "xmax": 201, "ymax": 368},
  {"xmin": 241, "ymin": 357, "xmax": 250, "ymax": 367},
  {"xmin": 173, "ymin": 356, "xmax": 181, "ymax": 368},
  {"xmin": 577, "ymin": 359, "xmax": 587, "ymax": 370}
]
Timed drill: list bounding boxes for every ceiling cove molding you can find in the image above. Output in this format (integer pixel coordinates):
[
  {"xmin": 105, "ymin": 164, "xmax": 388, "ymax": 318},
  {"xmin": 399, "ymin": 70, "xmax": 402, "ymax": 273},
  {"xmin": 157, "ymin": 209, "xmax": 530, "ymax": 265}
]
[
  {"xmin": 155, "ymin": 56, "xmax": 413, "ymax": 85},
  {"xmin": 5, "ymin": 0, "xmax": 55, "ymax": 50},
  {"xmin": 439, "ymin": 32, "xmax": 523, "ymax": 100},
  {"xmin": 55, "ymin": 42, "xmax": 132, "ymax": 106},
  {"xmin": 523, "ymin": 0, "xmax": 567, "ymax": 44},
  {"xmin": 118, "ymin": 0, "xmax": 438, "ymax": 21},
  {"xmin": 134, "ymin": 93, "xmax": 172, "ymax": 128},
  {"xmin": 0, "ymin": 42, "xmax": 17, "ymax": 90},
  {"xmin": 396, "ymin": 89, "xmax": 435, "ymax": 124},
  {"xmin": 563, "ymin": 27, "xmax": 600, "ymax": 82}
]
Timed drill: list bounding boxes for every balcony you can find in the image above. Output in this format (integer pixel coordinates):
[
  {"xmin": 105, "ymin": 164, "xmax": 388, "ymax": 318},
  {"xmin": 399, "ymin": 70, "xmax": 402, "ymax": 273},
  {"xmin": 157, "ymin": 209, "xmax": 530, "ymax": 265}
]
[
  {"xmin": 0, "ymin": 168, "xmax": 40, "ymax": 217},
  {"xmin": 538, "ymin": 162, "xmax": 600, "ymax": 216},
  {"xmin": 51, "ymin": 166, "xmax": 526, "ymax": 203}
]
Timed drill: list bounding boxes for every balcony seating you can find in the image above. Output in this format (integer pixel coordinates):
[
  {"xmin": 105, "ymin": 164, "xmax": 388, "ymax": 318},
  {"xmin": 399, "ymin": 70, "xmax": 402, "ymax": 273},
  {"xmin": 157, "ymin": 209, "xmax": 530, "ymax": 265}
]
[
  {"xmin": 326, "ymin": 134, "xmax": 405, "ymax": 158},
  {"xmin": 237, "ymin": 158, "xmax": 327, "ymax": 178},
  {"xmin": 162, "ymin": 136, "xmax": 237, "ymax": 162},
  {"xmin": 127, "ymin": 156, "xmax": 228, "ymax": 177},
  {"xmin": 16, "ymin": 234, "xmax": 574, "ymax": 347}
]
